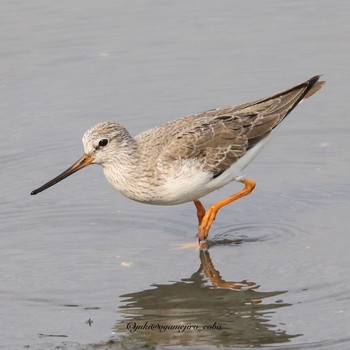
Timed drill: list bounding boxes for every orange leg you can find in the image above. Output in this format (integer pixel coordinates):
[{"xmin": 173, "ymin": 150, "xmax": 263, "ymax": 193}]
[
  {"xmin": 193, "ymin": 200, "xmax": 206, "ymax": 225},
  {"xmin": 198, "ymin": 177, "xmax": 256, "ymax": 242}
]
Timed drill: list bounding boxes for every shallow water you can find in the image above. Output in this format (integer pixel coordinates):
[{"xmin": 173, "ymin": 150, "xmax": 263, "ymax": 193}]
[{"xmin": 1, "ymin": 1, "xmax": 350, "ymax": 349}]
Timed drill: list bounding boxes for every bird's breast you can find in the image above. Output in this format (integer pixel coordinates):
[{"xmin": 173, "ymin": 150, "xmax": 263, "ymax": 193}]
[{"xmin": 102, "ymin": 158, "xmax": 214, "ymax": 205}]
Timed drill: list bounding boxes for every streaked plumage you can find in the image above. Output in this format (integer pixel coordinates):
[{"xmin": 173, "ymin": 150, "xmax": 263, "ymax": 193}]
[{"xmin": 31, "ymin": 75, "xmax": 325, "ymax": 244}]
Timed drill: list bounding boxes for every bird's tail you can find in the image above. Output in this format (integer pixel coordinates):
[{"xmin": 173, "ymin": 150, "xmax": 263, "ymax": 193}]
[{"xmin": 303, "ymin": 76, "xmax": 325, "ymax": 99}]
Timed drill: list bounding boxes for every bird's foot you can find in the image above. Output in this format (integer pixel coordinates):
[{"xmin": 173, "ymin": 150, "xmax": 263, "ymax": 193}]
[
  {"xmin": 197, "ymin": 204, "xmax": 218, "ymax": 242},
  {"xmin": 198, "ymin": 238, "xmax": 208, "ymax": 251}
]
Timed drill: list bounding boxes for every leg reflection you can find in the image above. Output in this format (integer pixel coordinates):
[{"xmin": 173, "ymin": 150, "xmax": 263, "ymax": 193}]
[{"xmin": 199, "ymin": 249, "xmax": 259, "ymax": 291}]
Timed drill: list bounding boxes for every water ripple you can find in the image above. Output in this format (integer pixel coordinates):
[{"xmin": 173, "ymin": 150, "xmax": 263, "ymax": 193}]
[{"xmin": 208, "ymin": 219, "xmax": 311, "ymax": 247}]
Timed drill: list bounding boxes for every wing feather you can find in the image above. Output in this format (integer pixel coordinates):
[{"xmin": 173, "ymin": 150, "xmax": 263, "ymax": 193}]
[{"xmin": 139, "ymin": 76, "xmax": 324, "ymax": 177}]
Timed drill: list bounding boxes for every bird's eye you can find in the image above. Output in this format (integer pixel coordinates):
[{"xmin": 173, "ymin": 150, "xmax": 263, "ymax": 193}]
[{"xmin": 98, "ymin": 138, "xmax": 109, "ymax": 147}]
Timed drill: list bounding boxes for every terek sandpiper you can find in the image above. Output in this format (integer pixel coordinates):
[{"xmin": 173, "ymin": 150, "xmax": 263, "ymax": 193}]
[{"xmin": 31, "ymin": 76, "xmax": 324, "ymax": 244}]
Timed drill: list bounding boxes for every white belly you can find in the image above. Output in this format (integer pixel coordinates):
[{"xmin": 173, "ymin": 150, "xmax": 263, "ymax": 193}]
[{"xmin": 157, "ymin": 134, "xmax": 271, "ymax": 205}]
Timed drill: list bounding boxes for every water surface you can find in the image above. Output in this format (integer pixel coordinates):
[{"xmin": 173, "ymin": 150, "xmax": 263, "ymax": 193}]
[{"xmin": 1, "ymin": 1, "xmax": 350, "ymax": 349}]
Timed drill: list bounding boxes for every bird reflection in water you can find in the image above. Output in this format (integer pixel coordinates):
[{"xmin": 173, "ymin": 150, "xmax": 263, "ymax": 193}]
[{"xmin": 110, "ymin": 249, "xmax": 301, "ymax": 348}]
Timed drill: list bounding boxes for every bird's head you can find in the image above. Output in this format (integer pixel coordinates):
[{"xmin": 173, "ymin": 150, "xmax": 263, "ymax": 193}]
[{"xmin": 31, "ymin": 121, "xmax": 133, "ymax": 195}]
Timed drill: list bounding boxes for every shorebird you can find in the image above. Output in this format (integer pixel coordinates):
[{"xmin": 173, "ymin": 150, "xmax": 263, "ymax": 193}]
[{"xmin": 31, "ymin": 76, "xmax": 324, "ymax": 244}]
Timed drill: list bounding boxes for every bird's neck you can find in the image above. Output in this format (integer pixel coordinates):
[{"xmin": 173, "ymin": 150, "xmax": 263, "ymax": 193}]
[{"xmin": 102, "ymin": 139, "xmax": 147, "ymax": 200}]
